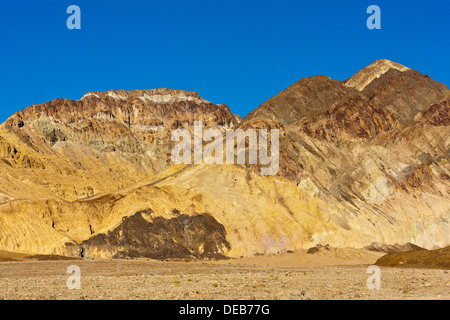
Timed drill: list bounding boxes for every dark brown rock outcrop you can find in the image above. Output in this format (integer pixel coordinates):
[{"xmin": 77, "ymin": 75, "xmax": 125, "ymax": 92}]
[{"xmin": 65, "ymin": 209, "xmax": 231, "ymax": 260}]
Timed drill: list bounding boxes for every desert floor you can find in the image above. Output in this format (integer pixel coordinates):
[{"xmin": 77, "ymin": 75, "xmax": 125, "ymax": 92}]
[{"xmin": 0, "ymin": 249, "xmax": 448, "ymax": 300}]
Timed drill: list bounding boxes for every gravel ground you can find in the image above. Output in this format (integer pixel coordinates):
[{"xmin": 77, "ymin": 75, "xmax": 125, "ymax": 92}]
[{"xmin": 0, "ymin": 259, "xmax": 448, "ymax": 300}]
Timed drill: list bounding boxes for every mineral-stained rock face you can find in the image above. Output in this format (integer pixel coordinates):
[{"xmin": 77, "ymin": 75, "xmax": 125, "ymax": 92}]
[
  {"xmin": 415, "ymin": 96, "xmax": 450, "ymax": 126},
  {"xmin": 296, "ymin": 96, "xmax": 398, "ymax": 142},
  {"xmin": 0, "ymin": 60, "xmax": 449, "ymax": 259},
  {"xmin": 0, "ymin": 88, "xmax": 237, "ymax": 202},
  {"xmin": 239, "ymin": 59, "xmax": 450, "ymax": 250}
]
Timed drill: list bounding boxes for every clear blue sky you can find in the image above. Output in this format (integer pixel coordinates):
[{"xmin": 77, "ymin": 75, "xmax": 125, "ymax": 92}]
[{"xmin": 1, "ymin": 0, "xmax": 450, "ymax": 123}]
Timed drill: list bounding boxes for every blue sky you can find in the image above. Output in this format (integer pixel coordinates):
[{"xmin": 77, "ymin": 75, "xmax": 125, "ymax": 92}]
[{"xmin": 1, "ymin": 0, "xmax": 450, "ymax": 122}]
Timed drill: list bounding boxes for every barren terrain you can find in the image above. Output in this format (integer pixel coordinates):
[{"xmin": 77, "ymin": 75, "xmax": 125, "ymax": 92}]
[{"xmin": 0, "ymin": 249, "xmax": 448, "ymax": 300}]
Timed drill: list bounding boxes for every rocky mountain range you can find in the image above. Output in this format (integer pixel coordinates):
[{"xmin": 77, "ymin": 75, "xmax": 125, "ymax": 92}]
[{"xmin": 0, "ymin": 59, "xmax": 448, "ymax": 259}]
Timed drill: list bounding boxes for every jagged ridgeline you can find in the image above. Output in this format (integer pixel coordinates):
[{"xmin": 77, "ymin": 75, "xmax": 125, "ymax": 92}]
[{"xmin": 0, "ymin": 60, "xmax": 449, "ymax": 259}]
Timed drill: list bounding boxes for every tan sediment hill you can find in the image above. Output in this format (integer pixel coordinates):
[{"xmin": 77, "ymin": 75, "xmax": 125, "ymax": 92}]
[
  {"xmin": 0, "ymin": 61, "xmax": 449, "ymax": 260},
  {"xmin": 223, "ymin": 247, "xmax": 385, "ymax": 267},
  {"xmin": 363, "ymin": 242, "xmax": 426, "ymax": 254},
  {"xmin": 0, "ymin": 249, "xmax": 28, "ymax": 262},
  {"xmin": 375, "ymin": 246, "xmax": 450, "ymax": 269},
  {"xmin": 0, "ymin": 249, "xmax": 80, "ymax": 262}
]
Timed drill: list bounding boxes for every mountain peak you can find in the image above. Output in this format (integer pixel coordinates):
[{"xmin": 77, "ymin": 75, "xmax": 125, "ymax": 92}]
[{"xmin": 343, "ymin": 59, "xmax": 410, "ymax": 91}]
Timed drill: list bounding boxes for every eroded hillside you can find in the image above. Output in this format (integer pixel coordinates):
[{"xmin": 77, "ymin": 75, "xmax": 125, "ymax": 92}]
[{"xmin": 0, "ymin": 60, "xmax": 448, "ymax": 258}]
